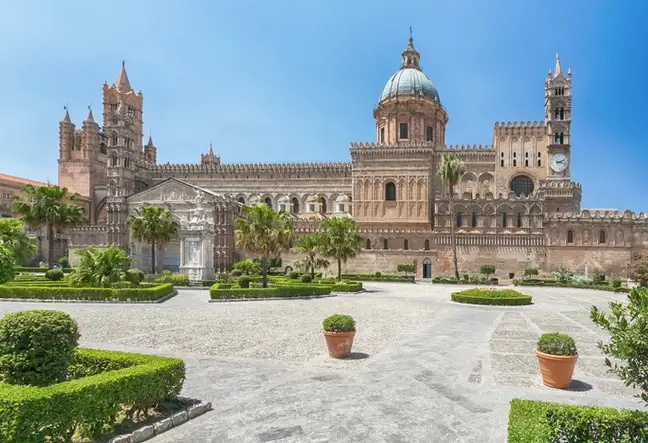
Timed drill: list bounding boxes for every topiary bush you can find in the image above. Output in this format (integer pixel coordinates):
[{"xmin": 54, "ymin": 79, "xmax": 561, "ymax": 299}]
[
  {"xmin": 374, "ymin": 271, "xmax": 382, "ymax": 278},
  {"xmin": 125, "ymin": 268, "xmax": 144, "ymax": 286},
  {"xmin": 0, "ymin": 310, "xmax": 80, "ymax": 386},
  {"xmin": 288, "ymin": 271, "xmax": 299, "ymax": 279},
  {"xmin": 537, "ymin": 333, "xmax": 577, "ymax": 356},
  {"xmin": 451, "ymin": 288, "xmax": 532, "ymax": 306},
  {"xmin": 231, "ymin": 269, "xmax": 243, "ymax": 277},
  {"xmin": 0, "ymin": 245, "xmax": 16, "ymax": 284},
  {"xmin": 611, "ymin": 279, "xmax": 622, "ymax": 288},
  {"xmin": 58, "ymin": 256, "xmax": 70, "ymax": 269},
  {"xmin": 45, "ymin": 268, "xmax": 65, "ymax": 281},
  {"xmin": 322, "ymin": 314, "xmax": 356, "ymax": 332},
  {"xmin": 238, "ymin": 276, "xmax": 252, "ymax": 288},
  {"xmin": 300, "ymin": 273, "xmax": 313, "ymax": 283}
]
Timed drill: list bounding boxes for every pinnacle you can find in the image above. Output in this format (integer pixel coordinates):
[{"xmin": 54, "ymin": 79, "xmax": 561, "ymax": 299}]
[
  {"xmin": 86, "ymin": 107, "xmax": 95, "ymax": 123},
  {"xmin": 63, "ymin": 107, "xmax": 71, "ymax": 123},
  {"xmin": 115, "ymin": 60, "xmax": 133, "ymax": 92}
]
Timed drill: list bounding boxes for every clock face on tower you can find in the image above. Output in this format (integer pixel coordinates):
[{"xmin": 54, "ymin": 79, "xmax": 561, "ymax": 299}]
[{"xmin": 550, "ymin": 153, "xmax": 569, "ymax": 173}]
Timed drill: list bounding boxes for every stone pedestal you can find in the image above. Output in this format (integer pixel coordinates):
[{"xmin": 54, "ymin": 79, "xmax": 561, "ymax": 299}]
[{"xmin": 179, "ymin": 233, "xmax": 214, "ymax": 282}]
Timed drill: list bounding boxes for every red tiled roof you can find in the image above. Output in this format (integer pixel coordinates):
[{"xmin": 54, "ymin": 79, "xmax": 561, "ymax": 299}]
[{"xmin": 0, "ymin": 173, "xmax": 50, "ymax": 188}]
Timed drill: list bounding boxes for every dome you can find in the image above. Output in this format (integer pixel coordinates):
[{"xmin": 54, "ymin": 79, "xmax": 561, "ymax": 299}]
[{"xmin": 380, "ymin": 68, "xmax": 440, "ymax": 103}]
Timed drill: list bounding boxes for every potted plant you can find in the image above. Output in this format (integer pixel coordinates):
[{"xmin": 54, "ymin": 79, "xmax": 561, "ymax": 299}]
[
  {"xmin": 322, "ymin": 314, "xmax": 356, "ymax": 358},
  {"xmin": 536, "ymin": 332, "xmax": 578, "ymax": 388}
]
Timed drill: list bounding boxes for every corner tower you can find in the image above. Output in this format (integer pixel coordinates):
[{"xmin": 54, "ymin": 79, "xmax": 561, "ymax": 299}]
[
  {"xmin": 373, "ymin": 35, "xmax": 447, "ymax": 146},
  {"xmin": 544, "ymin": 54, "xmax": 572, "ymax": 180}
]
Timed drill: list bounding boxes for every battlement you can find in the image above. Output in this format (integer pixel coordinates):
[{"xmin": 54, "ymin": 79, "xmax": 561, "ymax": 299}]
[
  {"xmin": 547, "ymin": 210, "xmax": 648, "ymax": 222},
  {"xmin": 441, "ymin": 144, "xmax": 494, "ymax": 151},
  {"xmin": 149, "ymin": 161, "xmax": 352, "ymax": 178},
  {"xmin": 493, "ymin": 120, "xmax": 546, "ymax": 137},
  {"xmin": 542, "ymin": 180, "xmax": 582, "ymax": 190},
  {"xmin": 349, "ymin": 141, "xmax": 436, "ymax": 149},
  {"xmin": 494, "ymin": 121, "xmax": 546, "ymax": 129}
]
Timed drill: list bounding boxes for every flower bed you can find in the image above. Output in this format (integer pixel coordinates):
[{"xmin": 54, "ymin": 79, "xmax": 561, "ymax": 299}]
[
  {"xmin": 0, "ymin": 283, "xmax": 174, "ymax": 302},
  {"xmin": 508, "ymin": 399, "xmax": 648, "ymax": 442},
  {"xmin": 341, "ymin": 273, "xmax": 414, "ymax": 283},
  {"xmin": 210, "ymin": 284, "xmax": 333, "ymax": 300},
  {"xmin": 451, "ymin": 288, "xmax": 532, "ymax": 306},
  {"xmin": 0, "ymin": 348, "xmax": 185, "ymax": 443}
]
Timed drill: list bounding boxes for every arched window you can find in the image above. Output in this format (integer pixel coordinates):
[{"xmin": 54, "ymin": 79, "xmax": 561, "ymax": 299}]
[
  {"xmin": 385, "ymin": 182, "xmax": 396, "ymax": 201},
  {"xmin": 383, "ymin": 239, "xmax": 389, "ymax": 250},
  {"xmin": 110, "ymin": 154, "xmax": 118, "ymax": 167},
  {"xmin": 404, "ymin": 239, "xmax": 409, "ymax": 250},
  {"xmin": 291, "ymin": 197, "xmax": 299, "ymax": 213},
  {"xmin": 319, "ymin": 197, "xmax": 327, "ymax": 214},
  {"xmin": 510, "ymin": 176, "xmax": 535, "ymax": 196},
  {"xmin": 517, "ymin": 212, "xmax": 522, "ymax": 228},
  {"xmin": 502, "ymin": 212, "xmax": 508, "ymax": 228},
  {"xmin": 456, "ymin": 212, "xmax": 462, "ymax": 228},
  {"xmin": 366, "ymin": 239, "xmax": 371, "ymax": 250},
  {"xmin": 424, "ymin": 239, "xmax": 430, "ymax": 250},
  {"xmin": 471, "ymin": 212, "xmax": 477, "ymax": 228},
  {"xmin": 238, "ymin": 197, "xmax": 245, "ymax": 204},
  {"xmin": 599, "ymin": 230, "xmax": 606, "ymax": 244},
  {"xmin": 567, "ymin": 230, "xmax": 574, "ymax": 244},
  {"xmin": 264, "ymin": 197, "xmax": 272, "ymax": 208}
]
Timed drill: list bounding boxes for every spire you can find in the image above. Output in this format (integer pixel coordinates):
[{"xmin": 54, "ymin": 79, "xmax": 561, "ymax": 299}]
[
  {"xmin": 554, "ymin": 53, "xmax": 562, "ymax": 78},
  {"xmin": 86, "ymin": 105, "xmax": 94, "ymax": 123},
  {"xmin": 401, "ymin": 27, "xmax": 421, "ymax": 70},
  {"xmin": 208, "ymin": 142, "xmax": 214, "ymax": 156},
  {"xmin": 115, "ymin": 60, "xmax": 133, "ymax": 92},
  {"xmin": 147, "ymin": 135, "xmax": 154, "ymax": 146},
  {"xmin": 62, "ymin": 105, "xmax": 71, "ymax": 123}
]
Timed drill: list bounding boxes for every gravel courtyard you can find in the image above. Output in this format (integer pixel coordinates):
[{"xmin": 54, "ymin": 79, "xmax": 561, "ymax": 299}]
[{"xmin": 0, "ymin": 283, "xmax": 645, "ymax": 442}]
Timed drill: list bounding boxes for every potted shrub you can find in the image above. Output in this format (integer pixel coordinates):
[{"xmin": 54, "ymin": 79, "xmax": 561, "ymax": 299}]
[
  {"xmin": 322, "ymin": 314, "xmax": 356, "ymax": 358},
  {"xmin": 536, "ymin": 332, "xmax": 578, "ymax": 388}
]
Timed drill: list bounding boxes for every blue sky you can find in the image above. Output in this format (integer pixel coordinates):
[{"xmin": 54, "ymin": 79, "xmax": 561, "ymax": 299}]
[{"xmin": 0, "ymin": 0, "xmax": 646, "ymax": 211}]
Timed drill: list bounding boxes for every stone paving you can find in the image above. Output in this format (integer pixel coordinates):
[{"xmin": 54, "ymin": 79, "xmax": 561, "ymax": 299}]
[{"xmin": 0, "ymin": 283, "xmax": 645, "ymax": 442}]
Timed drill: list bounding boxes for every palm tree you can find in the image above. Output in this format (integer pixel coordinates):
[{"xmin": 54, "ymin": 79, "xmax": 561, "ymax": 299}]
[
  {"xmin": 12, "ymin": 184, "xmax": 84, "ymax": 268},
  {"xmin": 318, "ymin": 217, "xmax": 362, "ymax": 280},
  {"xmin": 70, "ymin": 246, "xmax": 133, "ymax": 287},
  {"xmin": 0, "ymin": 218, "xmax": 37, "ymax": 264},
  {"xmin": 437, "ymin": 154, "xmax": 465, "ymax": 280},
  {"xmin": 234, "ymin": 204, "xmax": 294, "ymax": 288},
  {"xmin": 127, "ymin": 205, "xmax": 179, "ymax": 274},
  {"xmin": 293, "ymin": 234, "xmax": 330, "ymax": 279}
]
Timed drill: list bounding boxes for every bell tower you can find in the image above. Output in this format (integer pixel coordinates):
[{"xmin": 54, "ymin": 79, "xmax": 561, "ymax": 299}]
[{"xmin": 544, "ymin": 54, "xmax": 572, "ymax": 180}]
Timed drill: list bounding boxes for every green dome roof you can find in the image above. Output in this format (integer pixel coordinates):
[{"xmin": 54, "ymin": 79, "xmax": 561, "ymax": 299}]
[{"xmin": 380, "ymin": 68, "xmax": 440, "ymax": 103}]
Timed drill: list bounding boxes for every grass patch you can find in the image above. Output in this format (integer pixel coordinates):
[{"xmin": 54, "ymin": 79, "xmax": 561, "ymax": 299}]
[{"xmin": 451, "ymin": 288, "xmax": 532, "ymax": 306}]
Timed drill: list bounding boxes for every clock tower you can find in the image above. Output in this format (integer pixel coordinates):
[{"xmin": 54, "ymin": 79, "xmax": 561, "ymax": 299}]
[{"xmin": 544, "ymin": 54, "xmax": 572, "ymax": 180}]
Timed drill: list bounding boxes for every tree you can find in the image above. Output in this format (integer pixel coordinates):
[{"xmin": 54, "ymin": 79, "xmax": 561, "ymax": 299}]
[
  {"xmin": 127, "ymin": 205, "xmax": 179, "ymax": 275},
  {"xmin": 437, "ymin": 154, "xmax": 464, "ymax": 280},
  {"xmin": 318, "ymin": 217, "xmax": 362, "ymax": 280},
  {"xmin": 12, "ymin": 184, "xmax": 84, "ymax": 268},
  {"xmin": 629, "ymin": 254, "xmax": 648, "ymax": 288},
  {"xmin": 69, "ymin": 246, "xmax": 133, "ymax": 287},
  {"xmin": 234, "ymin": 204, "xmax": 294, "ymax": 288},
  {"xmin": 397, "ymin": 263, "xmax": 415, "ymax": 277},
  {"xmin": 0, "ymin": 218, "xmax": 37, "ymax": 264},
  {"xmin": 480, "ymin": 265, "xmax": 496, "ymax": 282},
  {"xmin": 294, "ymin": 234, "xmax": 330, "ymax": 279},
  {"xmin": 591, "ymin": 287, "xmax": 648, "ymax": 406}
]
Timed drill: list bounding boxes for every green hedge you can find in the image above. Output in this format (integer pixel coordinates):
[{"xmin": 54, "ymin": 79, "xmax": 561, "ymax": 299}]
[
  {"xmin": 331, "ymin": 282, "xmax": 363, "ymax": 292},
  {"xmin": 451, "ymin": 288, "xmax": 532, "ymax": 306},
  {"xmin": 210, "ymin": 284, "xmax": 333, "ymax": 300},
  {"xmin": 341, "ymin": 273, "xmax": 414, "ymax": 283},
  {"xmin": 0, "ymin": 283, "xmax": 174, "ymax": 302},
  {"xmin": 512, "ymin": 278, "xmax": 630, "ymax": 293},
  {"xmin": 15, "ymin": 267, "xmax": 74, "ymax": 273},
  {"xmin": 0, "ymin": 348, "xmax": 185, "ymax": 443},
  {"xmin": 508, "ymin": 399, "xmax": 648, "ymax": 442}
]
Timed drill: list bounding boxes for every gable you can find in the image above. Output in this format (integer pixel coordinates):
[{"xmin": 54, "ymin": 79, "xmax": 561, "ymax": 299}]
[{"xmin": 127, "ymin": 178, "xmax": 217, "ymax": 205}]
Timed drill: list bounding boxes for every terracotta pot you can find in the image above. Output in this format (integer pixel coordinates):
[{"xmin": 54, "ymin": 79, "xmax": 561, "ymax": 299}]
[
  {"xmin": 323, "ymin": 331, "xmax": 355, "ymax": 358},
  {"xmin": 536, "ymin": 350, "xmax": 578, "ymax": 389}
]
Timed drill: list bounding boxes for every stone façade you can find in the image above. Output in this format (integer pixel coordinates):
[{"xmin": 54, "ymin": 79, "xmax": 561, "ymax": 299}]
[{"xmin": 56, "ymin": 38, "xmax": 648, "ymax": 279}]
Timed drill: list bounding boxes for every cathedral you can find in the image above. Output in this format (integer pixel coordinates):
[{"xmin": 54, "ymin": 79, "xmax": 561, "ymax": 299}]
[{"xmin": 57, "ymin": 37, "xmax": 648, "ymax": 280}]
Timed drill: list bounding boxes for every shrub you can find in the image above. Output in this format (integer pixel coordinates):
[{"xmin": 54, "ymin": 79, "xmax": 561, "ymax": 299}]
[
  {"xmin": 591, "ymin": 267, "xmax": 604, "ymax": 283},
  {"xmin": 570, "ymin": 274, "xmax": 589, "ymax": 285},
  {"xmin": 0, "ymin": 310, "xmax": 80, "ymax": 386},
  {"xmin": 300, "ymin": 273, "xmax": 313, "ymax": 283},
  {"xmin": 44, "ymin": 268, "xmax": 65, "ymax": 281},
  {"xmin": 374, "ymin": 271, "xmax": 382, "ymax": 277},
  {"xmin": 125, "ymin": 268, "xmax": 145, "ymax": 286},
  {"xmin": 154, "ymin": 270, "xmax": 190, "ymax": 286},
  {"xmin": 233, "ymin": 259, "xmax": 260, "ymax": 275},
  {"xmin": 58, "ymin": 256, "xmax": 70, "ymax": 268},
  {"xmin": 341, "ymin": 273, "xmax": 414, "ymax": 283},
  {"xmin": 537, "ymin": 333, "xmax": 577, "ymax": 356},
  {"xmin": 507, "ymin": 398, "xmax": 648, "ymax": 443},
  {"xmin": 288, "ymin": 271, "xmax": 299, "ymax": 279},
  {"xmin": 523, "ymin": 267, "xmax": 539, "ymax": 276},
  {"xmin": 462, "ymin": 273, "xmax": 469, "ymax": 281},
  {"xmin": 479, "ymin": 265, "xmax": 495, "ymax": 277},
  {"xmin": 629, "ymin": 253, "xmax": 648, "ymax": 287},
  {"xmin": 322, "ymin": 314, "xmax": 355, "ymax": 332},
  {"xmin": 611, "ymin": 279, "xmax": 622, "ymax": 288},
  {"xmin": 231, "ymin": 269, "xmax": 243, "ymax": 277},
  {"xmin": 552, "ymin": 266, "xmax": 572, "ymax": 283},
  {"xmin": 0, "ymin": 348, "xmax": 185, "ymax": 443},
  {"xmin": 0, "ymin": 283, "xmax": 173, "ymax": 302},
  {"xmin": 238, "ymin": 276, "xmax": 252, "ymax": 288},
  {"xmin": 451, "ymin": 288, "xmax": 532, "ymax": 306},
  {"xmin": 0, "ymin": 245, "xmax": 16, "ymax": 284},
  {"xmin": 396, "ymin": 264, "xmax": 414, "ymax": 276},
  {"xmin": 591, "ymin": 287, "xmax": 648, "ymax": 405},
  {"xmin": 210, "ymin": 284, "xmax": 332, "ymax": 300},
  {"xmin": 216, "ymin": 272, "xmax": 232, "ymax": 283},
  {"xmin": 331, "ymin": 281, "xmax": 363, "ymax": 292}
]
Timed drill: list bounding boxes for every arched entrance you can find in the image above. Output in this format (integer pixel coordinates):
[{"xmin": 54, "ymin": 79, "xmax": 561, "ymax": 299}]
[{"xmin": 422, "ymin": 258, "xmax": 432, "ymax": 279}]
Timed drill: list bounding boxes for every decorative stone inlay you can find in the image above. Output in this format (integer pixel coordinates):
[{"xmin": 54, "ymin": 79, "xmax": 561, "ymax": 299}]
[{"xmin": 107, "ymin": 399, "xmax": 211, "ymax": 443}]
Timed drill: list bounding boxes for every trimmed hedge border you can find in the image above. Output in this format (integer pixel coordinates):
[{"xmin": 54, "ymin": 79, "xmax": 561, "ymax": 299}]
[
  {"xmin": 451, "ymin": 288, "xmax": 532, "ymax": 306},
  {"xmin": 210, "ymin": 284, "xmax": 333, "ymax": 300},
  {"xmin": 0, "ymin": 284, "xmax": 176, "ymax": 303},
  {"xmin": 512, "ymin": 279, "xmax": 631, "ymax": 293},
  {"xmin": 341, "ymin": 273, "xmax": 415, "ymax": 283},
  {"xmin": 508, "ymin": 398, "xmax": 648, "ymax": 442},
  {"xmin": 0, "ymin": 348, "xmax": 186, "ymax": 443},
  {"xmin": 15, "ymin": 267, "xmax": 74, "ymax": 273}
]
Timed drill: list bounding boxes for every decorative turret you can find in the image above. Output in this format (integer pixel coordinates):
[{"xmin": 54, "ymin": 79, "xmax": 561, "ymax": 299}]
[
  {"xmin": 200, "ymin": 143, "xmax": 221, "ymax": 166},
  {"xmin": 144, "ymin": 136, "xmax": 157, "ymax": 164},
  {"xmin": 81, "ymin": 106, "xmax": 100, "ymax": 158},
  {"xmin": 58, "ymin": 107, "xmax": 75, "ymax": 160},
  {"xmin": 400, "ymin": 32, "xmax": 421, "ymax": 70},
  {"xmin": 114, "ymin": 61, "xmax": 133, "ymax": 93}
]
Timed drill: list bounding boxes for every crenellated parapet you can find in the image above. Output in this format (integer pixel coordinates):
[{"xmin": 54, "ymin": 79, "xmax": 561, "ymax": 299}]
[
  {"xmin": 493, "ymin": 121, "xmax": 546, "ymax": 137},
  {"xmin": 148, "ymin": 161, "xmax": 352, "ymax": 179},
  {"xmin": 441, "ymin": 144, "xmax": 494, "ymax": 151},
  {"xmin": 547, "ymin": 209, "xmax": 648, "ymax": 223}
]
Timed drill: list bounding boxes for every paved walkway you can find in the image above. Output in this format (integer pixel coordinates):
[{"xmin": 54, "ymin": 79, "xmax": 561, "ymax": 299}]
[{"xmin": 0, "ymin": 284, "xmax": 644, "ymax": 442}]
